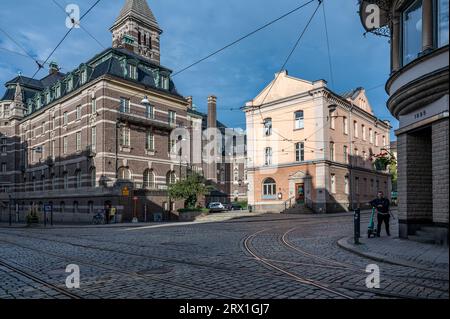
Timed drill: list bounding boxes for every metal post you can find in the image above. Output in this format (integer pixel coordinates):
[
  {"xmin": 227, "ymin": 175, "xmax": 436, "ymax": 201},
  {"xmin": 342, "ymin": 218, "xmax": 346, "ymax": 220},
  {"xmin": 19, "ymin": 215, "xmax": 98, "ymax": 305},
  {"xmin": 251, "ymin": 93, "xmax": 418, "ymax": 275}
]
[
  {"xmin": 50, "ymin": 203, "xmax": 53, "ymax": 226},
  {"xmin": 8, "ymin": 194, "xmax": 12, "ymax": 226},
  {"xmin": 354, "ymin": 208, "xmax": 361, "ymax": 244}
]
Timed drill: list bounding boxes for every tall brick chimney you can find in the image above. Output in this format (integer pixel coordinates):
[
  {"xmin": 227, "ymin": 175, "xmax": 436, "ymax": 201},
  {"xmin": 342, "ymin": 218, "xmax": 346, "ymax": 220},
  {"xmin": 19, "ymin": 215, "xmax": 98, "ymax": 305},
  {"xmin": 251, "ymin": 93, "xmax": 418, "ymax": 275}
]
[{"xmin": 207, "ymin": 95, "xmax": 217, "ymax": 129}]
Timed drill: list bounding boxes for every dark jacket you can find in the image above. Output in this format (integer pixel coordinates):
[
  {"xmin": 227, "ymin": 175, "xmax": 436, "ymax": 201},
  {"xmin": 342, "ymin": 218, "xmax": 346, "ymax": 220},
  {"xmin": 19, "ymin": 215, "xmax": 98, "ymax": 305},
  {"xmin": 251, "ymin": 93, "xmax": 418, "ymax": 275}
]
[{"xmin": 370, "ymin": 198, "xmax": 390, "ymax": 214}]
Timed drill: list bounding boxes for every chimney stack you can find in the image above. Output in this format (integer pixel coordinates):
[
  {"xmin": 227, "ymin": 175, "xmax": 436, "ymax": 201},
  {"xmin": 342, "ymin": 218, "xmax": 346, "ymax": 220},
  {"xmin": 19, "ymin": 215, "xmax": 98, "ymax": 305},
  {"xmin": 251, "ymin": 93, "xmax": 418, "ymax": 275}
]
[
  {"xmin": 207, "ymin": 95, "xmax": 217, "ymax": 129},
  {"xmin": 49, "ymin": 61, "xmax": 59, "ymax": 75},
  {"xmin": 186, "ymin": 96, "xmax": 193, "ymax": 109}
]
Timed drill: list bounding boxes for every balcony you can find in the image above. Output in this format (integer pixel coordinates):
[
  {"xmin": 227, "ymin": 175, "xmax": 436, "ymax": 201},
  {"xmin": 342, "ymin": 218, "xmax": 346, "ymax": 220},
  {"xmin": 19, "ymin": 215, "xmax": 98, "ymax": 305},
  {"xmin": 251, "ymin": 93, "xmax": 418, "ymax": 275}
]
[{"xmin": 117, "ymin": 112, "xmax": 173, "ymax": 131}]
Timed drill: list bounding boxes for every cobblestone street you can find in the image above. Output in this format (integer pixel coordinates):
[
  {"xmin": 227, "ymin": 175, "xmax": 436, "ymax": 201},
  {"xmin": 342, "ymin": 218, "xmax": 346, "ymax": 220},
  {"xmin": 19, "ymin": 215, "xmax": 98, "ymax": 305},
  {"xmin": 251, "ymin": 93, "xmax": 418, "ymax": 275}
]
[{"xmin": 0, "ymin": 212, "xmax": 448, "ymax": 299}]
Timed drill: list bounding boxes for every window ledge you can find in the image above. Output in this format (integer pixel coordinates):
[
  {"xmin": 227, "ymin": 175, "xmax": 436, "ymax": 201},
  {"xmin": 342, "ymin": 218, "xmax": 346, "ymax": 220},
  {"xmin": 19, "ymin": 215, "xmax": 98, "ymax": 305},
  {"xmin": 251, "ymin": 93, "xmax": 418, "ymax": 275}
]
[{"xmin": 145, "ymin": 149, "xmax": 155, "ymax": 156}]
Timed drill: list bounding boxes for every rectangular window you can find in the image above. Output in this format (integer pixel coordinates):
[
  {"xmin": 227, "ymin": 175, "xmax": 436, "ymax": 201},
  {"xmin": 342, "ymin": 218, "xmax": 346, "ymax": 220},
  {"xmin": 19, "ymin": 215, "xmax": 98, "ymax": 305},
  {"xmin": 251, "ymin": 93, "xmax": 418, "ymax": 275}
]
[
  {"xmin": 382, "ymin": 135, "xmax": 386, "ymax": 147},
  {"xmin": 331, "ymin": 174, "xmax": 336, "ymax": 194},
  {"xmin": 81, "ymin": 70, "xmax": 87, "ymax": 84},
  {"xmin": 67, "ymin": 78, "xmax": 73, "ymax": 91},
  {"xmin": 168, "ymin": 111, "xmax": 176, "ymax": 125},
  {"xmin": 354, "ymin": 121, "xmax": 358, "ymax": 138},
  {"xmin": 129, "ymin": 65, "xmax": 137, "ymax": 80},
  {"xmin": 402, "ymin": 0, "xmax": 423, "ymax": 66},
  {"xmin": 76, "ymin": 132, "xmax": 81, "ymax": 152},
  {"xmin": 295, "ymin": 142, "xmax": 304, "ymax": 162},
  {"xmin": 438, "ymin": 0, "xmax": 449, "ymax": 47},
  {"xmin": 343, "ymin": 145, "xmax": 348, "ymax": 164},
  {"xmin": 51, "ymin": 140, "xmax": 55, "ymax": 159},
  {"xmin": 63, "ymin": 136, "xmax": 68, "ymax": 154},
  {"xmin": 343, "ymin": 117, "xmax": 348, "ymax": 135},
  {"xmin": 121, "ymin": 127, "xmax": 130, "ymax": 147},
  {"xmin": 91, "ymin": 127, "xmax": 97, "ymax": 152},
  {"xmin": 56, "ymin": 86, "xmax": 61, "ymax": 98},
  {"xmin": 146, "ymin": 131, "xmax": 154, "ymax": 151},
  {"xmin": 92, "ymin": 98, "xmax": 97, "ymax": 114},
  {"xmin": 330, "ymin": 111, "xmax": 336, "ymax": 129},
  {"xmin": 375, "ymin": 132, "xmax": 379, "ymax": 146},
  {"xmin": 76, "ymin": 106, "xmax": 81, "ymax": 120},
  {"xmin": 295, "ymin": 111, "xmax": 304, "ymax": 130},
  {"xmin": 1, "ymin": 162, "xmax": 6, "ymax": 172},
  {"xmin": 1, "ymin": 138, "xmax": 7, "ymax": 153},
  {"xmin": 169, "ymin": 138, "xmax": 176, "ymax": 153},
  {"xmin": 330, "ymin": 142, "xmax": 335, "ymax": 161},
  {"xmin": 264, "ymin": 147, "xmax": 272, "ymax": 166},
  {"xmin": 146, "ymin": 104, "xmax": 154, "ymax": 119},
  {"xmin": 362, "ymin": 124, "xmax": 366, "ymax": 140},
  {"xmin": 264, "ymin": 118, "xmax": 272, "ymax": 136},
  {"xmin": 120, "ymin": 98, "xmax": 130, "ymax": 113},
  {"xmin": 369, "ymin": 128, "xmax": 374, "ymax": 144},
  {"xmin": 355, "ymin": 177, "xmax": 360, "ymax": 195},
  {"xmin": 344, "ymin": 176, "xmax": 349, "ymax": 195},
  {"xmin": 63, "ymin": 112, "xmax": 68, "ymax": 126}
]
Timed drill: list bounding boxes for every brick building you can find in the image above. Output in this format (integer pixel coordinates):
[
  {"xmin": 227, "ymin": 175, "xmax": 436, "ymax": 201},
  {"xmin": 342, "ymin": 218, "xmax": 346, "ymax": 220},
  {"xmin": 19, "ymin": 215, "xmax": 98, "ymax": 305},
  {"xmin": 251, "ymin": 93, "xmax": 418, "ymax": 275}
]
[
  {"xmin": 0, "ymin": 0, "xmax": 245, "ymax": 223},
  {"xmin": 359, "ymin": 0, "xmax": 448, "ymax": 244},
  {"xmin": 243, "ymin": 71, "xmax": 391, "ymax": 213}
]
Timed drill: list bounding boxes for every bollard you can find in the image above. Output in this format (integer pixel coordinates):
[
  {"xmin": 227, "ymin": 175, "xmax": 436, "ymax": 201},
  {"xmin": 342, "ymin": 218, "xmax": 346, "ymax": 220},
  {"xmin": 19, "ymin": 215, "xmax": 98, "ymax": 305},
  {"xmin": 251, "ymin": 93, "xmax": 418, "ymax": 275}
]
[{"xmin": 354, "ymin": 208, "xmax": 361, "ymax": 244}]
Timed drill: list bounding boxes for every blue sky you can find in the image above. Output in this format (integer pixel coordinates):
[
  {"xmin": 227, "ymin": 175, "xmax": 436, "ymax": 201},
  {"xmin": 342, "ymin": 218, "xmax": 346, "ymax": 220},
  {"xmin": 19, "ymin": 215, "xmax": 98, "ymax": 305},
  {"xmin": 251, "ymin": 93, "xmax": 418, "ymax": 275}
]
[{"xmin": 0, "ymin": 0, "xmax": 397, "ymax": 139}]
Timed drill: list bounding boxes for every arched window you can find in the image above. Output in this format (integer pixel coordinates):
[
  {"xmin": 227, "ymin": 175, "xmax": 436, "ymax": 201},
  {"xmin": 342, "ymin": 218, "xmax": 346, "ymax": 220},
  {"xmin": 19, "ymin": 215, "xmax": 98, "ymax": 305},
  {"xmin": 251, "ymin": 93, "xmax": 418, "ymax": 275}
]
[
  {"xmin": 166, "ymin": 171, "xmax": 176, "ymax": 185},
  {"xmin": 262, "ymin": 178, "xmax": 277, "ymax": 199},
  {"xmin": 143, "ymin": 169, "xmax": 155, "ymax": 189},
  {"xmin": 118, "ymin": 167, "xmax": 131, "ymax": 180},
  {"xmin": 90, "ymin": 167, "xmax": 96, "ymax": 187}
]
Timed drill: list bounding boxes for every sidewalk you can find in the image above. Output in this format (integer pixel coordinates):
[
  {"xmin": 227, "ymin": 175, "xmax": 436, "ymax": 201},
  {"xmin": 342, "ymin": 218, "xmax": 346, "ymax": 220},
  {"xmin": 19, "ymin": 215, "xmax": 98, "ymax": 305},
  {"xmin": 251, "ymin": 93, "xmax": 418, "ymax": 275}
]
[{"xmin": 338, "ymin": 218, "xmax": 449, "ymax": 272}]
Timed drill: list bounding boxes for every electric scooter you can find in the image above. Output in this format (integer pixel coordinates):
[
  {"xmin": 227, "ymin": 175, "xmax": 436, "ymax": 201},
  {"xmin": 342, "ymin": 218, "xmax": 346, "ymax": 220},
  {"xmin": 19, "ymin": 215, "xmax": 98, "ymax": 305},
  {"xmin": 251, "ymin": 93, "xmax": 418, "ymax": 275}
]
[{"xmin": 368, "ymin": 207, "xmax": 377, "ymax": 238}]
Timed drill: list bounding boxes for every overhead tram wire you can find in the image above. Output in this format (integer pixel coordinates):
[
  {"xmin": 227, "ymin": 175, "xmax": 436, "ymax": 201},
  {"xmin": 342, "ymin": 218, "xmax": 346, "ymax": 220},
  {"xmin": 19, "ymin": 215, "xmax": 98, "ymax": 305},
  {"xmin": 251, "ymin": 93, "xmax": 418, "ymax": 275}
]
[
  {"xmin": 51, "ymin": 0, "xmax": 106, "ymax": 50},
  {"xmin": 109, "ymin": 0, "xmax": 319, "ymax": 123},
  {"xmin": 0, "ymin": 26, "xmax": 45, "ymax": 69},
  {"xmin": 254, "ymin": 0, "xmax": 323, "ymax": 144},
  {"xmin": 171, "ymin": 0, "xmax": 316, "ymax": 77},
  {"xmin": 28, "ymin": 0, "xmax": 102, "ymax": 81},
  {"xmin": 322, "ymin": 0, "xmax": 335, "ymax": 90}
]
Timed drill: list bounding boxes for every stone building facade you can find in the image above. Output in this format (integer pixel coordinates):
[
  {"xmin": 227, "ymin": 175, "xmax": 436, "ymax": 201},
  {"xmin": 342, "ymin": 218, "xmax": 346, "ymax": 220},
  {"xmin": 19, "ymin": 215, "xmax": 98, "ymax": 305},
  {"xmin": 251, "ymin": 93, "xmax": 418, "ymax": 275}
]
[
  {"xmin": 243, "ymin": 71, "xmax": 391, "ymax": 213},
  {"xmin": 0, "ymin": 0, "xmax": 245, "ymax": 223},
  {"xmin": 359, "ymin": 0, "xmax": 449, "ymax": 244}
]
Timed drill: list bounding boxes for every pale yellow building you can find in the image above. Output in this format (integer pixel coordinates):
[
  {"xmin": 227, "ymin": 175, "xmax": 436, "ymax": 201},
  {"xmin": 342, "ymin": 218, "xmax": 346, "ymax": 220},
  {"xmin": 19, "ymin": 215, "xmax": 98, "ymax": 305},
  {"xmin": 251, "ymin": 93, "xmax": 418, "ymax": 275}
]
[{"xmin": 243, "ymin": 71, "xmax": 391, "ymax": 213}]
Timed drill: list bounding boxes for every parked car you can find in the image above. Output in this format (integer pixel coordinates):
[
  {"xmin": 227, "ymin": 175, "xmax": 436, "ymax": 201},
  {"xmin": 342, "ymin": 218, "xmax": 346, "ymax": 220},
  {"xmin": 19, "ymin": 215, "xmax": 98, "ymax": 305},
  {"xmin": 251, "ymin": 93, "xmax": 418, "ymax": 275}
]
[
  {"xmin": 208, "ymin": 202, "xmax": 226, "ymax": 213},
  {"xmin": 225, "ymin": 203, "xmax": 243, "ymax": 211}
]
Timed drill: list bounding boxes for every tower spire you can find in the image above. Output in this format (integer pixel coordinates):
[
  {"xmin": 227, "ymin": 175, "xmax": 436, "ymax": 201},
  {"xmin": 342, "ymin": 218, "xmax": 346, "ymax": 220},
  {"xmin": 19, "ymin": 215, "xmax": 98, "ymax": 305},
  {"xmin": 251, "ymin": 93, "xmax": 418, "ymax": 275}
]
[{"xmin": 111, "ymin": 0, "xmax": 162, "ymax": 64}]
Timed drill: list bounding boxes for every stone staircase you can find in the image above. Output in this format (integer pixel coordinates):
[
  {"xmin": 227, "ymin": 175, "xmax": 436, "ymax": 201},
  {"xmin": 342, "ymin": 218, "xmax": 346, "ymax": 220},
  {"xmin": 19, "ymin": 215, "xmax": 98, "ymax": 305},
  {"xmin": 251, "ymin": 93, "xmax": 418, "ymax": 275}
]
[
  {"xmin": 409, "ymin": 226, "xmax": 449, "ymax": 246},
  {"xmin": 281, "ymin": 204, "xmax": 314, "ymax": 215},
  {"xmin": 194, "ymin": 211, "xmax": 263, "ymax": 223}
]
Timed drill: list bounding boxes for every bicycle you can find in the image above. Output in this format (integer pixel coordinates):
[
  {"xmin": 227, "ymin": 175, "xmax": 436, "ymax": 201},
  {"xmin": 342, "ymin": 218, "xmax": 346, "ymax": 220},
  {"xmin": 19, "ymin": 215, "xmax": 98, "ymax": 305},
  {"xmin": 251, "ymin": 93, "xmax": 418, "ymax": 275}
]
[{"xmin": 92, "ymin": 213, "xmax": 105, "ymax": 225}]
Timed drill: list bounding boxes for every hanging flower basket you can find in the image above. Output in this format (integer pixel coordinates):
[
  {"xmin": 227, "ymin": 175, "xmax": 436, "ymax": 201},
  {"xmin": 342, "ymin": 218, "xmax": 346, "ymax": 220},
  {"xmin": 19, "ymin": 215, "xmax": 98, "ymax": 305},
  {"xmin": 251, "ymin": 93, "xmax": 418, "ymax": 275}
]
[{"xmin": 372, "ymin": 151, "xmax": 396, "ymax": 171}]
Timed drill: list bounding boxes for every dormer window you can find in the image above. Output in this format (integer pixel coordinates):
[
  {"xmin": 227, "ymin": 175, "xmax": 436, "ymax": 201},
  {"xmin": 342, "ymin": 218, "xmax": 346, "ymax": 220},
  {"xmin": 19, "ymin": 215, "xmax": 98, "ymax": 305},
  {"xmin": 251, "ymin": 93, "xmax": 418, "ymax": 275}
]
[
  {"xmin": 36, "ymin": 96, "xmax": 42, "ymax": 109},
  {"xmin": 160, "ymin": 74, "xmax": 169, "ymax": 89},
  {"xmin": 128, "ymin": 64, "xmax": 137, "ymax": 80},
  {"xmin": 55, "ymin": 84, "xmax": 61, "ymax": 98},
  {"xmin": 80, "ymin": 69, "xmax": 87, "ymax": 85},
  {"xmin": 67, "ymin": 78, "xmax": 73, "ymax": 92},
  {"xmin": 46, "ymin": 92, "xmax": 51, "ymax": 104}
]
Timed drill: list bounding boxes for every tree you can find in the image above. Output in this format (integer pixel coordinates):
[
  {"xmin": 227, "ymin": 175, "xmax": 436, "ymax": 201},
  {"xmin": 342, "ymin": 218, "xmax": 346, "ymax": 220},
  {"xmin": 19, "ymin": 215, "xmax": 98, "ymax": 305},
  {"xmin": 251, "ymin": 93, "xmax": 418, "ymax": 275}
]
[{"xmin": 168, "ymin": 173, "xmax": 209, "ymax": 209}]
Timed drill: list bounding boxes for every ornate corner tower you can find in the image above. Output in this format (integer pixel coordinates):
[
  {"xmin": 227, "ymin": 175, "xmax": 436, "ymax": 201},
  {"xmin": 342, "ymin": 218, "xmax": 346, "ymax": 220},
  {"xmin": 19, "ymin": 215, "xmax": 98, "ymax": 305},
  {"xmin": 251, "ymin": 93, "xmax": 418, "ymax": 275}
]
[{"xmin": 110, "ymin": 0, "xmax": 162, "ymax": 64}]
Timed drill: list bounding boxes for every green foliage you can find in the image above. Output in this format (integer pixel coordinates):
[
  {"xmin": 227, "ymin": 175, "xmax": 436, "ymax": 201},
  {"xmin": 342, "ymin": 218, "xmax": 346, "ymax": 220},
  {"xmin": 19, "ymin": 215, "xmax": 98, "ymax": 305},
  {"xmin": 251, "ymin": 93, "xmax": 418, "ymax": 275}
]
[
  {"xmin": 168, "ymin": 173, "xmax": 209, "ymax": 209},
  {"xmin": 389, "ymin": 162, "xmax": 398, "ymax": 191}
]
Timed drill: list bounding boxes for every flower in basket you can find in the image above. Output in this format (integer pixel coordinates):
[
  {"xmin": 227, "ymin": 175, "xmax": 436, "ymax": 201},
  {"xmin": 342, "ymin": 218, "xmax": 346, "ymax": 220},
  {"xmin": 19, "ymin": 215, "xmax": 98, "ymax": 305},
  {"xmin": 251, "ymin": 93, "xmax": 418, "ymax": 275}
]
[{"xmin": 373, "ymin": 151, "xmax": 396, "ymax": 171}]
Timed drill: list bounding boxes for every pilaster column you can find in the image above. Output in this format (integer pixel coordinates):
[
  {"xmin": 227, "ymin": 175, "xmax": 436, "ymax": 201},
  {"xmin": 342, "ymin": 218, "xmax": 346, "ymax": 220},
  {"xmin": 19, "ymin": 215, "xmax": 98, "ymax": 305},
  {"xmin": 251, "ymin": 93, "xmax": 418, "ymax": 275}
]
[
  {"xmin": 391, "ymin": 16, "xmax": 401, "ymax": 72},
  {"xmin": 422, "ymin": 0, "xmax": 434, "ymax": 52}
]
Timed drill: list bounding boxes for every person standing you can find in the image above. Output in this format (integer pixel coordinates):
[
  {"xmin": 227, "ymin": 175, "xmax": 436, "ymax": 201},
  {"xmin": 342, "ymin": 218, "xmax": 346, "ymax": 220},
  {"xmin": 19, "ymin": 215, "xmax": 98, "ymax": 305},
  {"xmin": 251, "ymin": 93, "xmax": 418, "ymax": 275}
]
[{"xmin": 370, "ymin": 191, "xmax": 391, "ymax": 237}]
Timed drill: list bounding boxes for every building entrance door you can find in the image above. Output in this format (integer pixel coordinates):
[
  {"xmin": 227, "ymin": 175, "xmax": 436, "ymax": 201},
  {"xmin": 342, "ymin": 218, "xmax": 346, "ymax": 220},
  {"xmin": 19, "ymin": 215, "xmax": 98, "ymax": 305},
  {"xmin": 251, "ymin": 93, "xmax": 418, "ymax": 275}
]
[{"xmin": 295, "ymin": 183, "xmax": 305, "ymax": 205}]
